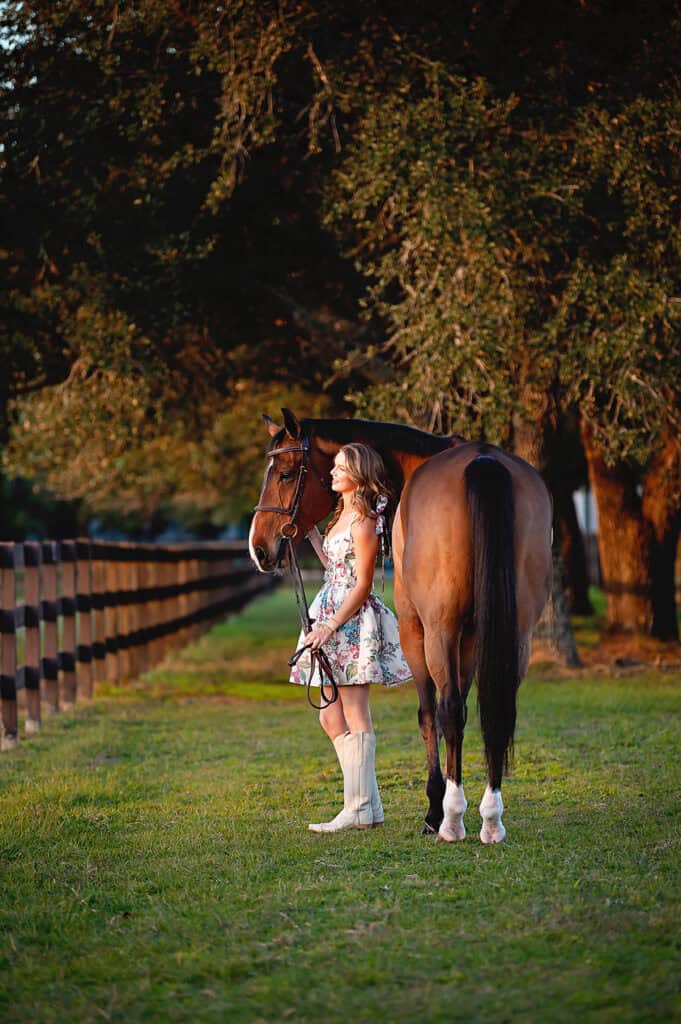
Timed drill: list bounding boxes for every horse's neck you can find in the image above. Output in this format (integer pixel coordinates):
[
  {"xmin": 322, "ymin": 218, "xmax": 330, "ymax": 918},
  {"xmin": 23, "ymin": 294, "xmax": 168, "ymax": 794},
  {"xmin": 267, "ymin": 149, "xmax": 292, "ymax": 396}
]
[{"xmin": 312, "ymin": 422, "xmax": 453, "ymax": 493}]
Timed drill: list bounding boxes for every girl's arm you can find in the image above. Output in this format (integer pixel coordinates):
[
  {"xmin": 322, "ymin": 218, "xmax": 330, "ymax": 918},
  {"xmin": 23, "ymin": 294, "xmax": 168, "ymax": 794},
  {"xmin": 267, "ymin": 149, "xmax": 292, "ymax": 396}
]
[
  {"xmin": 306, "ymin": 517, "xmax": 377, "ymax": 650},
  {"xmin": 306, "ymin": 525, "xmax": 329, "ymax": 569}
]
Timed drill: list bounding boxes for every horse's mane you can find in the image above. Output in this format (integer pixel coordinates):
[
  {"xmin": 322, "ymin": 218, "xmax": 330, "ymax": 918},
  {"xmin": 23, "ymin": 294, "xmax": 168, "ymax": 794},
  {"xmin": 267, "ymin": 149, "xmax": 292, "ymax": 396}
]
[{"xmin": 302, "ymin": 418, "xmax": 454, "ymax": 457}]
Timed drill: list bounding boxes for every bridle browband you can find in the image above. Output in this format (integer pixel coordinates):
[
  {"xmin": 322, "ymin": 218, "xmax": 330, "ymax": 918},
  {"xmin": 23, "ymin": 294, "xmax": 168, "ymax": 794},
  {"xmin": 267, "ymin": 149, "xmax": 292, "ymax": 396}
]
[{"xmin": 253, "ymin": 433, "xmax": 338, "ymax": 709}]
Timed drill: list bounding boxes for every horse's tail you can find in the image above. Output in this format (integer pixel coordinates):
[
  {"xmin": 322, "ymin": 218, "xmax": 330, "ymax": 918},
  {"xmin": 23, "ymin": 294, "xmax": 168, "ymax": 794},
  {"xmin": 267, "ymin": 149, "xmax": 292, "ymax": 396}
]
[{"xmin": 464, "ymin": 454, "xmax": 519, "ymax": 788}]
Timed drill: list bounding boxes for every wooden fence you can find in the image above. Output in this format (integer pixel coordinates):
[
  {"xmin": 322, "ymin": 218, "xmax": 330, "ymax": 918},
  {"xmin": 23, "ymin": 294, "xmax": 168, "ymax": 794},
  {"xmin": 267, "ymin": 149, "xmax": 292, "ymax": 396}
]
[{"xmin": 0, "ymin": 540, "xmax": 275, "ymax": 751}]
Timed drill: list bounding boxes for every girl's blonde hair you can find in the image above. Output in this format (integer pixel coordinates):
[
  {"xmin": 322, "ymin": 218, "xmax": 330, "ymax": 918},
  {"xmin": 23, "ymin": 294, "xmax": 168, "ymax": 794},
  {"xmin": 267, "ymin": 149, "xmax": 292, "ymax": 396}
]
[{"xmin": 326, "ymin": 443, "xmax": 394, "ymax": 534}]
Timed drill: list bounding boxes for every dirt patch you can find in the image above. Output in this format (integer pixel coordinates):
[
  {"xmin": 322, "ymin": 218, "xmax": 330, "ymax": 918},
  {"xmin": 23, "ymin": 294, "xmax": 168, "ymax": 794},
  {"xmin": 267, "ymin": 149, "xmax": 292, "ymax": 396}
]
[{"xmin": 530, "ymin": 636, "xmax": 681, "ymax": 677}]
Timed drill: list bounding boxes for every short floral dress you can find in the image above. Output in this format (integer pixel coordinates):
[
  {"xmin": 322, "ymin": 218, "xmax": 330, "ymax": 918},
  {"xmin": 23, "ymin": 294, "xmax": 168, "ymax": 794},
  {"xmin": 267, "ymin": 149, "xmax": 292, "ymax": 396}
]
[{"xmin": 289, "ymin": 523, "xmax": 412, "ymax": 689}]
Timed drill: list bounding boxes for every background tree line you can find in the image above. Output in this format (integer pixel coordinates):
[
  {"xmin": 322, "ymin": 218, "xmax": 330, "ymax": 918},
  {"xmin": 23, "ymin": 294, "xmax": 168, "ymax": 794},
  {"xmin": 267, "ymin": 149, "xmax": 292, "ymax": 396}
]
[{"xmin": 1, "ymin": 0, "xmax": 680, "ymax": 639}]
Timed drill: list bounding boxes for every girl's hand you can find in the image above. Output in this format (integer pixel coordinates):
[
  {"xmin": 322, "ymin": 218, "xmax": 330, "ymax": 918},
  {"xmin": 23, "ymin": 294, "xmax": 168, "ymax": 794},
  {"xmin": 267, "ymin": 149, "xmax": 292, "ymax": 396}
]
[{"xmin": 305, "ymin": 620, "xmax": 337, "ymax": 651}]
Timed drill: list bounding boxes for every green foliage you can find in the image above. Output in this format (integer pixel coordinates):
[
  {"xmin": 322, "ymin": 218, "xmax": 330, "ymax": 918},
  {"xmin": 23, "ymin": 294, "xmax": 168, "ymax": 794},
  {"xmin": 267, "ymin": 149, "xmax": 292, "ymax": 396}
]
[
  {"xmin": 3, "ymin": 375, "xmax": 334, "ymax": 520},
  {"xmin": 1, "ymin": 0, "xmax": 350, "ymax": 517},
  {"xmin": 326, "ymin": 46, "xmax": 681, "ymax": 456},
  {"xmin": 326, "ymin": 67, "xmax": 556, "ymax": 440},
  {"xmin": 2, "ymin": 0, "xmax": 681, "ymax": 520},
  {"xmin": 552, "ymin": 96, "xmax": 681, "ymax": 459}
]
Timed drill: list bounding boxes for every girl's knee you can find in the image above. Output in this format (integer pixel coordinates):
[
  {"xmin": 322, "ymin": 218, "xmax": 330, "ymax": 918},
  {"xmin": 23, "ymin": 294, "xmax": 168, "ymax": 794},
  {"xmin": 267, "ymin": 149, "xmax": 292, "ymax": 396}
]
[{"xmin": 319, "ymin": 706, "xmax": 338, "ymax": 737}]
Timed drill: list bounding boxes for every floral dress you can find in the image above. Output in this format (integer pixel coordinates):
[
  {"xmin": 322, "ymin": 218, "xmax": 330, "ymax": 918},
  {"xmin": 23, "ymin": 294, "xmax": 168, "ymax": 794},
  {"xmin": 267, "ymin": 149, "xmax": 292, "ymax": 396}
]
[{"xmin": 289, "ymin": 523, "xmax": 412, "ymax": 689}]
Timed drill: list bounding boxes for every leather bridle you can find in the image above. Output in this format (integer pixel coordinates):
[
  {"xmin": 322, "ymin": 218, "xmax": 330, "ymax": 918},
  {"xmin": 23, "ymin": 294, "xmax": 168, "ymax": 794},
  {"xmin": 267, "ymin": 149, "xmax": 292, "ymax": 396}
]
[
  {"xmin": 253, "ymin": 438, "xmax": 313, "ymax": 540},
  {"xmin": 253, "ymin": 434, "xmax": 338, "ymax": 709}
]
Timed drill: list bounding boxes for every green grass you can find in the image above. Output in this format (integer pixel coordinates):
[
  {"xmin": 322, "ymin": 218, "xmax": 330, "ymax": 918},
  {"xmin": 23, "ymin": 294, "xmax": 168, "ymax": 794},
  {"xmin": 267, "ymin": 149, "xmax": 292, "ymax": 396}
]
[{"xmin": 1, "ymin": 586, "xmax": 679, "ymax": 1023}]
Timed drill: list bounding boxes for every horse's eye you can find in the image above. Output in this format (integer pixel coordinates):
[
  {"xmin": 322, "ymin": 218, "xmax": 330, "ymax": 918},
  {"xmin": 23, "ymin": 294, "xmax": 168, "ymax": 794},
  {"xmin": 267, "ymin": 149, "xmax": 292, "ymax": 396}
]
[{"xmin": 279, "ymin": 470, "xmax": 296, "ymax": 482}]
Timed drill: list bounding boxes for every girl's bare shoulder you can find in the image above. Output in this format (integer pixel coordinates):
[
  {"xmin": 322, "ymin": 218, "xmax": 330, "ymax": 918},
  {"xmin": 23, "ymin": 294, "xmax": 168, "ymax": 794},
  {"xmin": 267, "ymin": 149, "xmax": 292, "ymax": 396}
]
[{"xmin": 351, "ymin": 514, "xmax": 378, "ymax": 541}]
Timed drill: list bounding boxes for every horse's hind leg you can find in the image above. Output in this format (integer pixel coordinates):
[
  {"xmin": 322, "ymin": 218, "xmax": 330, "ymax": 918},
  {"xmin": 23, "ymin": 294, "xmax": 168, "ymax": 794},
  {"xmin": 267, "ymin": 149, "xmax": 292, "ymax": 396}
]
[
  {"xmin": 478, "ymin": 632, "xmax": 532, "ymax": 844},
  {"xmin": 426, "ymin": 630, "xmax": 468, "ymax": 843},
  {"xmin": 396, "ymin": 604, "xmax": 444, "ymax": 834}
]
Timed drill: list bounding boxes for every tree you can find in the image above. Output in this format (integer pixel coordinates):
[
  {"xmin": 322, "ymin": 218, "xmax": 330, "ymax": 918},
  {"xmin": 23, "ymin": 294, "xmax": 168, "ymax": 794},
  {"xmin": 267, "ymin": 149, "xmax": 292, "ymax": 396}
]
[
  {"xmin": 321, "ymin": 7, "xmax": 681, "ymax": 637},
  {"xmin": 0, "ymin": 0, "xmax": 366, "ymax": 516},
  {"xmin": 2, "ymin": 0, "xmax": 680, "ymax": 636}
]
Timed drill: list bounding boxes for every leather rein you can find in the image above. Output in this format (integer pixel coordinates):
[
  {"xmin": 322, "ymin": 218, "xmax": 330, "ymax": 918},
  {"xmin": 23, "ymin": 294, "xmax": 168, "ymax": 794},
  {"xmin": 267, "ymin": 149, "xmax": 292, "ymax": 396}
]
[{"xmin": 253, "ymin": 437, "xmax": 339, "ymax": 709}]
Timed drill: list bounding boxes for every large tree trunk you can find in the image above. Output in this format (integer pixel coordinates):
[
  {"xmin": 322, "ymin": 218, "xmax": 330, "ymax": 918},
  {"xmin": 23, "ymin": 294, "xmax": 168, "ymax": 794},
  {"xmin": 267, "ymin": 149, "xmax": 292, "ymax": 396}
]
[
  {"xmin": 580, "ymin": 421, "xmax": 653, "ymax": 633},
  {"xmin": 513, "ymin": 399, "xmax": 582, "ymax": 666},
  {"xmin": 642, "ymin": 432, "xmax": 681, "ymax": 641}
]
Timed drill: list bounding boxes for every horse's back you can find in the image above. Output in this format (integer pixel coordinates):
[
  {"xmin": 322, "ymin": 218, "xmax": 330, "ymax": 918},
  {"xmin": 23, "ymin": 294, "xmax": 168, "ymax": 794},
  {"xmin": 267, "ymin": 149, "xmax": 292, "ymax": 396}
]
[{"xmin": 395, "ymin": 442, "xmax": 552, "ymax": 631}]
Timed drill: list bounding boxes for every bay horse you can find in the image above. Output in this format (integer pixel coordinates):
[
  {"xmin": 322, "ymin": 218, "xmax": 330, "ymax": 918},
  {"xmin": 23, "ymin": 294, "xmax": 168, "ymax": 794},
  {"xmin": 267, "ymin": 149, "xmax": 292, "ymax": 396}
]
[{"xmin": 250, "ymin": 408, "xmax": 552, "ymax": 843}]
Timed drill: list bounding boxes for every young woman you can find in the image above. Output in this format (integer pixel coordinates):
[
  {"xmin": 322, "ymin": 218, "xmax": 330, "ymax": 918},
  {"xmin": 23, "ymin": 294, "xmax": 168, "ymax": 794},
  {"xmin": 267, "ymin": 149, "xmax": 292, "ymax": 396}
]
[{"xmin": 290, "ymin": 443, "xmax": 411, "ymax": 832}]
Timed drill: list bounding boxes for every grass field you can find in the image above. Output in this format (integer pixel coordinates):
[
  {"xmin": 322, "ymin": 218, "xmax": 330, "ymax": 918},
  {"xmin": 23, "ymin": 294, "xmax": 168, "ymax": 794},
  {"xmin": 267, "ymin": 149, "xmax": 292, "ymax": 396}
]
[{"xmin": 1, "ymin": 587, "xmax": 679, "ymax": 1023}]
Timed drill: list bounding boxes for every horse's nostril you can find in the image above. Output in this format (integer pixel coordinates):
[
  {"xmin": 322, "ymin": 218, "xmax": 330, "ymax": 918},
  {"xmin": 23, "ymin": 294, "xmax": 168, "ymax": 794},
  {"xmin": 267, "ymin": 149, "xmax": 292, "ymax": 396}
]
[{"xmin": 254, "ymin": 546, "xmax": 267, "ymax": 564}]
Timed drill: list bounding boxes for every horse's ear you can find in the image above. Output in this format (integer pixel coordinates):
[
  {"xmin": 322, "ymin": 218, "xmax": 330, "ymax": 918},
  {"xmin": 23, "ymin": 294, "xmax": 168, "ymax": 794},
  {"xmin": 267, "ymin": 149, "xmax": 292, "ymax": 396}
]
[
  {"xmin": 281, "ymin": 408, "xmax": 301, "ymax": 439},
  {"xmin": 262, "ymin": 413, "xmax": 280, "ymax": 438}
]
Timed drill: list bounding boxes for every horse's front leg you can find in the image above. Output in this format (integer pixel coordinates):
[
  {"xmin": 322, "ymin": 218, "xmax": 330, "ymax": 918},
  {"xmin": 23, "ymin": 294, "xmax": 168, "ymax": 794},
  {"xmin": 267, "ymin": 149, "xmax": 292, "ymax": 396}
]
[{"xmin": 418, "ymin": 677, "xmax": 445, "ymax": 834}]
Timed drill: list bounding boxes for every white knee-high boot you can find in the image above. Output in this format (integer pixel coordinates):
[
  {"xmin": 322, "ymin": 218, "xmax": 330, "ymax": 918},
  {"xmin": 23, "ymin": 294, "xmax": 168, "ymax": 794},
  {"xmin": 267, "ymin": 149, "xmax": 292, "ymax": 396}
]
[
  {"xmin": 327, "ymin": 730, "xmax": 384, "ymax": 827},
  {"xmin": 309, "ymin": 732, "xmax": 377, "ymax": 833}
]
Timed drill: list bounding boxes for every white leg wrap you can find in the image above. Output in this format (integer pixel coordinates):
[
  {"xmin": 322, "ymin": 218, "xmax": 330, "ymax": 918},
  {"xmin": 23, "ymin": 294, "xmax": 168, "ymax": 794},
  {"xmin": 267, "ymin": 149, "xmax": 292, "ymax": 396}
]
[
  {"xmin": 25, "ymin": 718, "xmax": 41, "ymax": 735},
  {"xmin": 1, "ymin": 732, "xmax": 18, "ymax": 751},
  {"xmin": 437, "ymin": 779, "xmax": 467, "ymax": 842},
  {"xmin": 479, "ymin": 786, "xmax": 506, "ymax": 844}
]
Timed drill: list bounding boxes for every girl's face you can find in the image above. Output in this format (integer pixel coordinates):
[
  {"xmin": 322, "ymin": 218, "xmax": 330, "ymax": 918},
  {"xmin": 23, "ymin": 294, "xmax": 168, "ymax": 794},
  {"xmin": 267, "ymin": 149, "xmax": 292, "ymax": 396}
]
[{"xmin": 330, "ymin": 452, "xmax": 357, "ymax": 495}]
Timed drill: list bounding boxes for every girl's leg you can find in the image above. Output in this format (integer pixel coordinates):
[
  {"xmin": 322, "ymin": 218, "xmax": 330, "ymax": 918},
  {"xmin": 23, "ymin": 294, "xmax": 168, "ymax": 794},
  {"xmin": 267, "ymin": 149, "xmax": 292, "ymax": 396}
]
[
  {"xmin": 337, "ymin": 684, "xmax": 373, "ymax": 734},
  {"xmin": 308, "ymin": 684, "xmax": 383, "ymax": 833},
  {"xmin": 318, "ymin": 682, "xmax": 350, "ymax": 740}
]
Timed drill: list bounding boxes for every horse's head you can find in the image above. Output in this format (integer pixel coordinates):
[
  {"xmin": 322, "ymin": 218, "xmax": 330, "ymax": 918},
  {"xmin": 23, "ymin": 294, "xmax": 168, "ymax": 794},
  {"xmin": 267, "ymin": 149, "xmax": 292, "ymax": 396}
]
[{"xmin": 249, "ymin": 408, "xmax": 336, "ymax": 572}]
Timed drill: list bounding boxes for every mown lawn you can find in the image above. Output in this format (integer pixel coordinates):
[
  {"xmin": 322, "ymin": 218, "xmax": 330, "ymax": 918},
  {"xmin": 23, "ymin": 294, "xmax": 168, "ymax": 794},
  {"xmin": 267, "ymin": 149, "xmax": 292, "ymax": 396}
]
[{"xmin": 0, "ymin": 586, "xmax": 679, "ymax": 1023}]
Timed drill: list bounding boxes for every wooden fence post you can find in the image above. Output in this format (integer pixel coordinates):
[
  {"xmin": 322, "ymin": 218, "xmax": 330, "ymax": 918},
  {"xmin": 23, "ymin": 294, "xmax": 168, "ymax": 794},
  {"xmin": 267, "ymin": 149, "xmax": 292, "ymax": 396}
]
[
  {"xmin": 76, "ymin": 540, "xmax": 94, "ymax": 699},
  {"xmin": 105, "ymin": 550, "xmax": 120, "ymax": 685},
  {"xmin": 147, "ymin": 556, "xmax": 160, "ymax": 669},
  {"xmin": 127, "ymin": 547, "xmax": 140, "ymax": 682},
  {"xmin": 41, "ymin": 542, "xmax": 59, "ymax": 713},
  {"xmin": 0, "ymin": 544, "xmax": 18, "ymax": 750},
  {"xmin": 59, "ymin": 541, "xmax": 77, "ymax": 708},
  {"xmin": 117, "ymin": 545, "xmax": 132, "ymax": 684},
  {"xmin": 2, "ymin": 539, "xmax": 272, "ymax": 751},
  {"xmin": 91, "ymin": 545, "xmax": 107, "ymax": 688},
  {"xmin": 136, "ymin": 553, "xmax": 150, "ymax": 676},
  {"xmin": 22, "ymin": 542, "xmax": 42, "ymax": 734}
]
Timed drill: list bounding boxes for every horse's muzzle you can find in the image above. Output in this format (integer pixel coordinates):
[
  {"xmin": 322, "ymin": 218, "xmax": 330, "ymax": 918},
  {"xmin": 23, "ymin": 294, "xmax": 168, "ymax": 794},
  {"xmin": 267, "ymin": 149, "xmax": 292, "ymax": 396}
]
[{"xmin": 252, "ymin": 537, "xmax": 289, "ymax": 573}]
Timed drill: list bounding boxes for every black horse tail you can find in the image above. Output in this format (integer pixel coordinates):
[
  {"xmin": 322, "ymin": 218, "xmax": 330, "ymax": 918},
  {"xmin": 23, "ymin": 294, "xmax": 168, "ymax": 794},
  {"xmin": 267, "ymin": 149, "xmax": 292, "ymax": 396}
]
[{"xmin": 465, "ymin": 454, "xmax": 519, "ymax": 789}]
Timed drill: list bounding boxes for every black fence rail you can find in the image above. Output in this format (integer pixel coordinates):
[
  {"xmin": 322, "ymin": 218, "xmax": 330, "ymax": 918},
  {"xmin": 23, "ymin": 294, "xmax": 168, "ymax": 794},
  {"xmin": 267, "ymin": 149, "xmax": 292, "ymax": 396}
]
[{"xmin": 0, "ymin": 540, "xmax": 274, "ymax": 751}]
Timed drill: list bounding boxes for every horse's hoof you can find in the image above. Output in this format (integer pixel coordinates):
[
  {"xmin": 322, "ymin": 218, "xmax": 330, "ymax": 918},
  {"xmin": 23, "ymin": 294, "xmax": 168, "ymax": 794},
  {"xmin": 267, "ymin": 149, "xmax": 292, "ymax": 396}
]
[
  {"xmin": 437, "ymin": 823, "xmax": 466, "ymax": 843},
  {"xmin": 421, "ymin": 821, "xmax": 438, "ymax": 835},
  {"xmin": 480, "ymin": 822, "xmax": 506, "ymax": 844}
]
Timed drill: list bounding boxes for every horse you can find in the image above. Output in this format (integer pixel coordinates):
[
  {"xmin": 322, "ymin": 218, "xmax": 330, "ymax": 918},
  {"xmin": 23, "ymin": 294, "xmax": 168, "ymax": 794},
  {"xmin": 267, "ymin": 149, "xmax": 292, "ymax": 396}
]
[{"xmin": 250, "ymin": 408, "xmax": 553, "ymax": 843}]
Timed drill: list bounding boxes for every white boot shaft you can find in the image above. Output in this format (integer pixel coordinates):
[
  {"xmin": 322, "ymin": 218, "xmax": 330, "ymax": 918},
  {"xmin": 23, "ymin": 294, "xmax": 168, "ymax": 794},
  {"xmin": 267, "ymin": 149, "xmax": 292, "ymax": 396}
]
[
  {"xmin": 309, "ymin": 732, "xmax": 376, "ymax": 832},
  {"xmin": 338, "ymin": 730, "xmax": 383, "ymax": 824}
]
